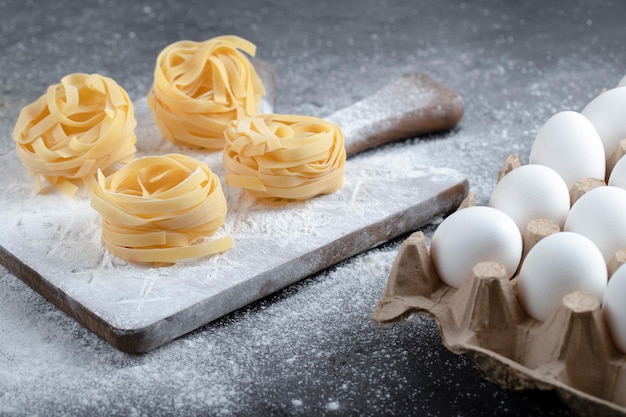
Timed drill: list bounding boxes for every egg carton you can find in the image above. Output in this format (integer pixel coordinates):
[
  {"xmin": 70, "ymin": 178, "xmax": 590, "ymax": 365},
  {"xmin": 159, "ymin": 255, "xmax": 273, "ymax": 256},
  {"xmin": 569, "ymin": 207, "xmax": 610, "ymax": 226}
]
[{"xmin": 372, "ymin": 155, "xmax": 626, "ymax": 417}]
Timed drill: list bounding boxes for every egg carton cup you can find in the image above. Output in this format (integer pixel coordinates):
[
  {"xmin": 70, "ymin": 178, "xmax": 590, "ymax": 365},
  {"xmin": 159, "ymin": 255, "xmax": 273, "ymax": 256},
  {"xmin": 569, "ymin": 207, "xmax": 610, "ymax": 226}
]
[{"xmin": 372, "ymin": 156, "xmax": 626, "ymax": 417}]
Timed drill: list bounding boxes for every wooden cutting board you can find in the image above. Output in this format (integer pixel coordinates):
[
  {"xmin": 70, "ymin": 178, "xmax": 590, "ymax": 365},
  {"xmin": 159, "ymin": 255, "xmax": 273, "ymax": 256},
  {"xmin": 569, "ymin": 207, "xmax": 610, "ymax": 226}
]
[{"xmin": 0, "ymin": 72, "xmax": 467, "ymax": 353}]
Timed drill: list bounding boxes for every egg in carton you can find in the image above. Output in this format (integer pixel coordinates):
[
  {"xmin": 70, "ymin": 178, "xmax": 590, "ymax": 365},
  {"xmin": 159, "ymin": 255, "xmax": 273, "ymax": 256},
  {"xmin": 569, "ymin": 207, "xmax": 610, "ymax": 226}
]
[{"xmin": 372, "ymin": 153, "xmax": 626, "ymax": 417}]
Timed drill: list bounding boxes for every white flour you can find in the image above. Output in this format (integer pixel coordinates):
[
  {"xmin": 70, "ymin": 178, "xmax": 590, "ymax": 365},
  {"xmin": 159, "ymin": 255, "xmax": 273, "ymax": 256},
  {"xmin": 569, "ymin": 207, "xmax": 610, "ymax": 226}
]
[{"xmin": 0, "ymin": 244, "xmax": 426, "ymax": 416}]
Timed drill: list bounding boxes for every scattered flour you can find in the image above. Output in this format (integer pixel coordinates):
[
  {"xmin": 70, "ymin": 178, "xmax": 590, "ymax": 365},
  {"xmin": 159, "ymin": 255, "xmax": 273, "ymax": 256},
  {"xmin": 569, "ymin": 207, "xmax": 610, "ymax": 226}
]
[{"xmin": 325, "ymin": 401, "xmax": 340, "ymax": 411}]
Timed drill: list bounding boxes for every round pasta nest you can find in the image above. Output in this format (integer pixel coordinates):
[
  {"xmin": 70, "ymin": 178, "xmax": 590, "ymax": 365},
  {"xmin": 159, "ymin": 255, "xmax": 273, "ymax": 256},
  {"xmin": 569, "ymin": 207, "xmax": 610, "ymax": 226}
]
[
  {"xmin": 223, "ymin": 114, "xmax": 346, "ymax": 200},
  {"xmin": 147, "ymin": 35, "xmax": 266, "ymax": 150},
  {"xmin": 12, "ymin": 73, "xmax": 137, "ymax": 196},
  {"xmin": 90, "ymin": 154, "xmax": 232, "ymax": 264}
]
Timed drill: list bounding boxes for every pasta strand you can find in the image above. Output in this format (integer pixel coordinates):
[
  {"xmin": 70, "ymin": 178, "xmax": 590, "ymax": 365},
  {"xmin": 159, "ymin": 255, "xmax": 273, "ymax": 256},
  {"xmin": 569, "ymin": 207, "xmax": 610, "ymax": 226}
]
[
  {"xmin": 90, "ymin": 154, "xmax": 231, "ymax": 264},
  {"xmin": 223, "ymin": 114, "xmax": 346, "ymax": 200},
  {"xmin": 147, "ymin": 35, "xmax": 265, "ymax": 150},
  {"xmin": 12, "ymin": 73, "xmax": 137, "ymax": 196}
]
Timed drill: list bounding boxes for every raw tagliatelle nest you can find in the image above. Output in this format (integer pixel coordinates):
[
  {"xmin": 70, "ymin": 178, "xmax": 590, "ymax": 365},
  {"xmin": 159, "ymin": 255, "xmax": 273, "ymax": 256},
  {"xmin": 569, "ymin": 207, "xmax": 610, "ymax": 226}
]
[
  {"xmin": 90, "ymin": 154, "xmax": 232, "ymax": 264},
  {"xmin": 12, "ymin": 73, "xmax": 137, "ymax": 196},
  {"xmin": 223, "ymin": 114, "xmax": 346, "ymax": 200},
  {"xmin": 147, "ymin": 35, "xmax": 266, "ymax": 150}
]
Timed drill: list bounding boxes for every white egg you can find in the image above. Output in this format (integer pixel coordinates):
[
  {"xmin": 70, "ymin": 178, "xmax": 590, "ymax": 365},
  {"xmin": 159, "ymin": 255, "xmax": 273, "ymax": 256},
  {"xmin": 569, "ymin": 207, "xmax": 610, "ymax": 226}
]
[
  {"xmin": 489, "ymin": 164, "xmax": 570, "ymax": 232},
  {"xmin": 529, "ymin": 110, "xmax": 605, "ymax": 190},
  {"xmin": 565, "ymin": 186, "xmax": 626, "ymax": 264},
  {"xmin": 608, "ymin": 154, "xmax": 626, "ymax": 189},
  {"xmin": 618, "ymin": 74, "xmax": 626, "ymax": 87},
  {"xmin": 517, "ymin": 232, "xmax": 607, "ymax": 322},
  {"xmin": 430, "ymin": 206, "xmax": 522, "ymax": 288},
  {"xmin": 604, "ymin": 264, "xmax": 626, "ymax": 354},
  {"xmin": 581, "ymin": 87, "xmax": 626, "ymax": 161}
]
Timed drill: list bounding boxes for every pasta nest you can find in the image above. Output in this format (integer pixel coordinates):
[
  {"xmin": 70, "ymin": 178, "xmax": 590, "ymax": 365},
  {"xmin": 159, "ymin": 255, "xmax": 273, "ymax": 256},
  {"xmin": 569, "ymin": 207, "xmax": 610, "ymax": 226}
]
[
  {"xmin": 147, "ymin": 35, "xmax": 266, "ymax": 150},
  {"xmin": 223, "ymin": 114, "xmax": 346, "ymax": 200},
  {"xmin": 12, "ymin": 73, "xmax": 137, "ymax": 196},
  {"xmin": 90, "ymin": 154, "xmax": 232, "ymax": 264}
]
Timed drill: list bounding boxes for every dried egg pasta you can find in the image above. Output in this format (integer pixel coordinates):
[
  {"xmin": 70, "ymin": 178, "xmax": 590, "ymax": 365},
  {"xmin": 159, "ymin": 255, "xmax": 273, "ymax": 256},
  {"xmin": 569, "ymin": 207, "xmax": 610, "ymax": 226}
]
[
  {"xmin": 12, "ymin": 73, "xmax": 137, "ymax": 196},
  {"xmin": 147, "ymin": 35, "xmax": 265, "ymax": 149},
  {"xmin": 223, "ymin": 114, "xmax": 346, "ymax": 200},
  {"xmin": 90, "ymin": 154, "xmax": 232, "ymax": 264}
]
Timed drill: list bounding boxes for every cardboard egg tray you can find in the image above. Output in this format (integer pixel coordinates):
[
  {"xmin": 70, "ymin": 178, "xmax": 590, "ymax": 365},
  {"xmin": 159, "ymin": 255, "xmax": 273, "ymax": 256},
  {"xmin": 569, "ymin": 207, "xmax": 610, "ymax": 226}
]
[{"xmin": 372, "ymin": 155, "xmax": 626, "ymax": 417}]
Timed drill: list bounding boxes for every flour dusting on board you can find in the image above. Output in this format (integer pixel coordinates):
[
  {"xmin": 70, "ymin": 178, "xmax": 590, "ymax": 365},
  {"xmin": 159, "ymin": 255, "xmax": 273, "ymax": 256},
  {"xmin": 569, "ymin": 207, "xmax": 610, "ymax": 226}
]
[{"xmin": 328, "ymin": 77, "xmax": 436, "ymax": 140}]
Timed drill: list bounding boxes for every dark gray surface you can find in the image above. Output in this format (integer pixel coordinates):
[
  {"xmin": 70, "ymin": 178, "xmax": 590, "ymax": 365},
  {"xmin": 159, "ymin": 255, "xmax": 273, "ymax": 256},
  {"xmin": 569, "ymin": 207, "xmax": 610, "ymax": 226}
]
[{"xmin": 1, "ymin": 0, "xmax": 625, "ymax": 416}]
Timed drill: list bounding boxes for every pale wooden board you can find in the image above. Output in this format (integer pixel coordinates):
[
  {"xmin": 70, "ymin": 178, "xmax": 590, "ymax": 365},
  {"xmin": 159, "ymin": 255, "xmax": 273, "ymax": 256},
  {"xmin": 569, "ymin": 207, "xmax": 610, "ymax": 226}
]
[{"xmin": 0, "ymin": 97, "xmax": 468, "ymax": 353}]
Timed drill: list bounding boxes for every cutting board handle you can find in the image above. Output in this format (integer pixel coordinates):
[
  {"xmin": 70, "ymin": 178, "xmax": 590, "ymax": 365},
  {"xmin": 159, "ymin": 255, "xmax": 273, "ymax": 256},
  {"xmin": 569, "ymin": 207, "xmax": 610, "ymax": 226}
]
[{"xmin": 326, "ymin": 72, "xmax": 464, "ymax": 156}]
